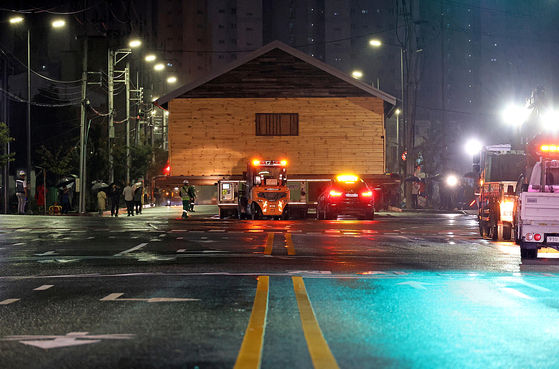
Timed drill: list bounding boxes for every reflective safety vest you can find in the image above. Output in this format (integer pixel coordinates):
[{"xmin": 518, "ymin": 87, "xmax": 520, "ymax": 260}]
[{"xmin": 180, "ymin": 186, "xmax": 194, "ymax": 201}]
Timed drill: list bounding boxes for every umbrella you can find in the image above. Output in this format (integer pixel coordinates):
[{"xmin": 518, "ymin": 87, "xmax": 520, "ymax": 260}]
[
  {"xmin": 405, "ymin": 176, "xmax": 421, "ymax": 183},
  {"xmin": 92, "ymin": 182, "xmax": 109, "ymax": 191},
  {"xmin": 55, "ymin": 174, "xmax": 77, "ymax": 188}
]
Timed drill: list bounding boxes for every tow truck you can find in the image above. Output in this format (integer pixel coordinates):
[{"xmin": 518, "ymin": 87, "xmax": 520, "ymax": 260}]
[
  {"xmin": 514, "ymin": 136, "xmax": 559, "ymax": 258},
  {"xmin": 230, "ymin": 159, "xmax": 290, "ymax": 220}
]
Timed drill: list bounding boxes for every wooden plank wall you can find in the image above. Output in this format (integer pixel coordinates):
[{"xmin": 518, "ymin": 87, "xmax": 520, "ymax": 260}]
[{"xmin": 168, "ymin": 97, "xmax": 385, "ymax": 177}]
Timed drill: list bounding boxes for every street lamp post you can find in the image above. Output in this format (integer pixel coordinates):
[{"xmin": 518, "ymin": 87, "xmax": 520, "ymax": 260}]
[
  {"xmin": 369, "ymin": 39, "xmax": 407, "ymax": 202},
  {"xmin": 107, "ymin": 41, "xmax": 141, "ymax": 184},
  {"xmin": 10, "ymin": 17, "xmax": 65, "ymax": 211}
]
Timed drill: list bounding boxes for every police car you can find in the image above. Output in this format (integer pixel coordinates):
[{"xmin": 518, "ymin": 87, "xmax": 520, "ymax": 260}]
[{"xmin": 316, "ymin": 175, "xmax": 375, "ymax": 220}]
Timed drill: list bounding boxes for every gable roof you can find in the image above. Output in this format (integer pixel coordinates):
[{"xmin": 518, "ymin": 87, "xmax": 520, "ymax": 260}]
[{"xmin": 157, "ymin": 40, "xmax": 397, "ymax": 107}]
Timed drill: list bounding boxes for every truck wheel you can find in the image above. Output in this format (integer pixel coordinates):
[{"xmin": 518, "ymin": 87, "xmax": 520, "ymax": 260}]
[
  {"xmin": 479, "ymin": 224, "xmax": 485, "ymax": 238},
  {"xmin": 219, "ymin": 209, "xmax": 225, "ymax": 219},
  {"xmin": 251, "ymin": 204, "xmax": 261, "ymax": 220},
  {"xmin": 502, "ymin": 224, "xmax": 512, "ymax": 241},
  {"xmin": 325, "ymin": 210, "xmax": 335, "ymax": 220},
  {"xmin": 317, "ymin": 209, "xmax": 323, "ymax": 220}
]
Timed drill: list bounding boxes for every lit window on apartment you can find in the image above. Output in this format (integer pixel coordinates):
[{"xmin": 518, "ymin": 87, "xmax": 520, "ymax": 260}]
[
  {"xmin": 491, "ymin": 58, "xmax": 497, "ymax": 62},
  {"xmin": 362, "ymin": 10, "xmax": 368, "ymax": 14},
  {"xmin": 334, "ymin": 12, "xmax": 339, "ymax": 15}
]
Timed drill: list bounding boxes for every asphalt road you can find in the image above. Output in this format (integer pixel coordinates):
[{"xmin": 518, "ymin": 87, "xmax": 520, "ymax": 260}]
[{"xmin": 1, "ymin": 205, "xmax": 559, "ymax": 368}]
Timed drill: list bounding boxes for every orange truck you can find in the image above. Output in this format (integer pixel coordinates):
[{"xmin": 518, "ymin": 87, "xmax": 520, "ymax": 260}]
[{"xmin": 234, "ymin": 159, "xmax": 290, "ymax": 220}]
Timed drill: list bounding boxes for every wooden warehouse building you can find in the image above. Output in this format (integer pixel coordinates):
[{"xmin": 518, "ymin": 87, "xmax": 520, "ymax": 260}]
[{"xmin": 155, "ymin": 40, "xmax": 397, "ymax": 193}]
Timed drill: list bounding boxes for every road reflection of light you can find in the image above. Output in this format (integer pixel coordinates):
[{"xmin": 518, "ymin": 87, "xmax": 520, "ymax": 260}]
[{"xmin": 449, "ymin": 241, "xmax": 455, "ymax": 245}]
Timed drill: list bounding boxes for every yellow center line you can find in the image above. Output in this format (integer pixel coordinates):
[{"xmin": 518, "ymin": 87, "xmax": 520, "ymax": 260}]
[
  {"xmin": 234, "ymin": 276, "xmax": 270, "ymax": 369},
  {"xmin": 292, "ymin": 277, "xmax": 340, "ymax": 369},
  {"xmin": 264, "ymin": 233, "xmax": 274, "ymax": 255},
  {"xmin": 286, "ymin": 233, "xmax": 296, "ymax": 255}
]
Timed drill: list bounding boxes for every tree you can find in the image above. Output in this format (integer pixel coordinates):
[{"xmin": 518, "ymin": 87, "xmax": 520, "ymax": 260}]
[
  {"xmin": 0, "ymin": 122, "xmax": 15, "ymax": 167},
  {"xmin": 37, "ymin": 145, "xmax": 76, "ymax": 177}
]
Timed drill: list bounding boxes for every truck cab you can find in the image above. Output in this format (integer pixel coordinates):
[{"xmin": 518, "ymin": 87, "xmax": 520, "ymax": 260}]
[
  {"xmin": 514, "ymin": 140, "xmax": 559, "ymax": 258},
  {"xmin": 238, "ymin": 159, "xmax": 290, "ymax": 220}
]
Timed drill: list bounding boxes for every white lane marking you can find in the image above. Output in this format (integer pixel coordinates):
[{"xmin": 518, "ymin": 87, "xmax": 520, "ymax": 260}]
[
  {"xmin": 13, "ymin": 243, "xmax": 25, "ymax": 246},
  {"xmin": 113, "ymin": 243, "xmax": 148, "ymax": 256},
  {"xmin": 35, "ymin": 251, "xmax": 57, "ymax": 256},
  {"xmin": 209, "ymin": 229, "xmax": 226, "ymax": 232},
  {"xmin": 503, "ymin": 288, "xmax": 532, "ymax": 299},
  {"xmin": 509, "ymin": 279, "xmax": 551, "ymax": 292},
  {"xmin": 2, "ymin": 332, "xmax": 134, "ymax": 350},
  {"xmin": 100, "ymin": 293, "xmax": 199, "ymax": 302},
  {"xmin": 177, "ymin": 249, "xmax": 186, "ymax": 253},
  {"xmin": 396, "ymin": 281, "xmax": 432, "ymax": 289},
  {"xmin": 176, "ymin": 237, "xmax": 184, "ymax": 240},
  {"xmin": 34, "ymin": 285, "xmax": 54, "ymax": 291},
  {"xmin": 0, "ymin": 299, "xmax": 20, "ymax": 305},
  {"xmin": 159, "ymin": 234, "xmax": 166, "ymax": 238}
]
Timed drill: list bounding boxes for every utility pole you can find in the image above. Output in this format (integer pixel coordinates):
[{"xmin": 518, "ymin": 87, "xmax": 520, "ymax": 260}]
[
  {"xmin": 2, "ymin": 57, "xmax": 9, "ymax": 214},
  {"xmin": 126, "ymin": 62, "xmax": 130, "ymax": 185},
  {"xmin": 26, "ymin": 28, "xmax": 31, "ymax": 196},
  {"xmin": 79, "ymin": 36, "xmax": 88, "ymax": 214},
  {"xmin": 108, "ymin": 49, "xmax": 115, "ymax": 184}
]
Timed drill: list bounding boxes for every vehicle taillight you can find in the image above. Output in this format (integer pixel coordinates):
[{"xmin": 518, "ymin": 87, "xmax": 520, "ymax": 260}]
[
  {"xmin": 329, "ymin": 190, "xmax": 343, "ymax": 197},
  {"xmin": 526, "ymin": 233, "xmax": 533, "ymax": 241},
  {"xmin": 534, "ymin": 234, "xmax": 542, "ymax": 241},
  {"xmin": 361, "ymin": 191, "xmax": 373, "ymax": 197}
]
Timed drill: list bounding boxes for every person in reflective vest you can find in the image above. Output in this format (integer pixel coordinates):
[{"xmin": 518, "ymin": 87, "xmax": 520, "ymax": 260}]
[
  {"xmin": 15, "ymin": 170, "xmax": 27, "ymax": 215},
  {"xmin": 180, "ymin": 179, "xmax": 196, "ymax": 219}
]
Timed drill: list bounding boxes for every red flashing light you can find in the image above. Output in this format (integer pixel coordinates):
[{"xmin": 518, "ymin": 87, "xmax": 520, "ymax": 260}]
[
  {"xmin": 252, "ymin": 159, "xmax": 261, "ymax": 166},
  {"xmin": 164, "ymin": 165, "xmax": 171, "ymax": 175},
  {"xmin": 541, "ymin": 145, "xmax": 559, "ymax": 152}
]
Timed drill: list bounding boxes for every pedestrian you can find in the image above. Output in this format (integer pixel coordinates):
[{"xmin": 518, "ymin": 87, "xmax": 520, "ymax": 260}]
[
  {"xmin": 15, "ymin": 170, "xmax": 27, "ymax": 215},
  {"xmin": 123, "ymin": 182, "xmax": 135, "ymax": 216},
  {"xmin": 189, "ymin": 184, "xmax": 196, "ymax": 212},
  {"xmin": 133, "ymin": 182, "xmax": 143, "ymax": 215},
  {"xmin": 97, "ymin": 189, "xmax": 107, "ymax": 216},
  {"xmin": 61, "ymin": 187, "xmax": 71, "ymax": 214},
  {"xmin": 179, "ymin": 179, "xmax": 195, "ymax": 219},
  {"xmin": 35, "ymin": 183, "xmax": 47, "ymax": 214},
  {"xmin": 109, "ymin": 183, "xmax": 121, "ymax": 217},
  {"xmin": 412, "ymin": 181, "xmax": 419, "ymax": 209}
]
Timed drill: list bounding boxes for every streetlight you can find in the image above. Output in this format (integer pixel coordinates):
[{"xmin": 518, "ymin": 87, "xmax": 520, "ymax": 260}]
[
  {"xmin": 465, "ymin": 139, "xmax": 482, "ymax": 157},
  {"xmin": 351, "ymin": 70, "xmax": 363, "ymax": 79},
  {"xmin": 370, "ymin": 38, "xmax": 408, "ymax": 206},
  {"xmin": 145, "ymin": 54, "xmax": 156, "ymax": 62},
  {"xmin": 107, "ymin": 40, "xmax": 141, "ymax": 184},
  {"xmin": 154, "ymin": 63, "xmax": 165, "ymax": 71},
  {"xmin": 10, "ymin": 16, "xmax": 65, "ymax": 207}
]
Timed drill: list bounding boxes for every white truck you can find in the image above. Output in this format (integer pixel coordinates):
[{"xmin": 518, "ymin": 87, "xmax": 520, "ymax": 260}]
[{"xmin": 514, "ymin": 141, "xmax": 559, "ymax": 258}]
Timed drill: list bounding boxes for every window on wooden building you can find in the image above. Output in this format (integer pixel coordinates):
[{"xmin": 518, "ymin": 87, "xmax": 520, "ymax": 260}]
[{"xmin": 255, "ymin": 113, "xmax": 299, "ymax": 136}]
